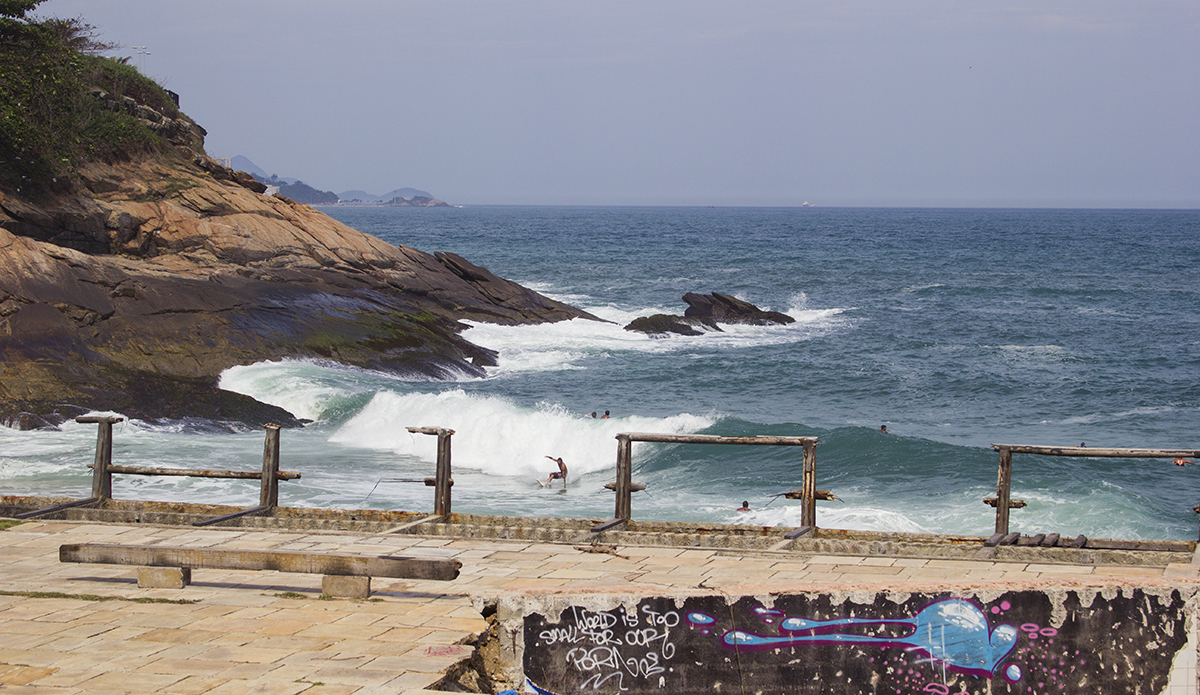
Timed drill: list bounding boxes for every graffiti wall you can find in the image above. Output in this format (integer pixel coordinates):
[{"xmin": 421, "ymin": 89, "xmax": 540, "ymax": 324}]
[{"xmin": 521, "ymin": 589, "xmax": 1192, "ymax": 694}]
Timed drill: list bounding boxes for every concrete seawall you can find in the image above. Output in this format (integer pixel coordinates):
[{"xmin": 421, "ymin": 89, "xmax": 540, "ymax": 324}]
[{"xmin": 1, "ymin": 498, "xmax": 1198, "ymax": 694}]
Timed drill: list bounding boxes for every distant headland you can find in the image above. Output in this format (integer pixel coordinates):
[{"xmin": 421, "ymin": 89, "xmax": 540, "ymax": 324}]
[{"xmin": 226, "ymin": 156, "xmax": 450, "ymax": 207}]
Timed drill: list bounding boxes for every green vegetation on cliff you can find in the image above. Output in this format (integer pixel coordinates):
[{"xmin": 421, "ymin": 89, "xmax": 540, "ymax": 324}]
[{"xmin": 0, "ymin": 0, "xmax": 187, "ymax": 196}]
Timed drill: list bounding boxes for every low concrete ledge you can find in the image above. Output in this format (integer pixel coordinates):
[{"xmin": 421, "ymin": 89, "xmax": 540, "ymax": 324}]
[{"xmin": 7, "ymin": 495, "xmax": 1193, "ymax": 568}]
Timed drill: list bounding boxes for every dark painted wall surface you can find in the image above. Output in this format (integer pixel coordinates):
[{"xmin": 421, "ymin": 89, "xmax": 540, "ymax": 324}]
[{"xmin": 522, "ymin": 589, "xmax": 1190, "ymax": 694}]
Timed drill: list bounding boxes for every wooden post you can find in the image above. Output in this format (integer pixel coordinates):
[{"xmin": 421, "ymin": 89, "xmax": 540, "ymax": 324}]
[
  {"xmin": 615, "ymin": 434, "xmax": 633, "ymax": 521},
  {"xmin": 260, "ymin": 424, "xmax": 281, "ymax": 507},
  {"xmin": 435, "ymin": 429, "xmax": 452, "ymax": 517},
  {"xmin": 406, "ymin": 427, "xmax": 455, "ymax": 518},
  {"xmin": 995, "ymin": 447, "xmax": 1013, "ymax": 535},
  {"xmin": 77, "ymin": 416, "xmax": 121, "ymax": 500},
  {"xmin": 801, "ymin": 439, "xmax": 817, "ymax": 527}
]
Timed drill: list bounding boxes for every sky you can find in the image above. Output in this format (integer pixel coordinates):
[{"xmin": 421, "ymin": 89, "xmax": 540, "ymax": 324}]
[{"xmin": 37, "ymin": 0, "xmax": 1200, "ymax": 208}]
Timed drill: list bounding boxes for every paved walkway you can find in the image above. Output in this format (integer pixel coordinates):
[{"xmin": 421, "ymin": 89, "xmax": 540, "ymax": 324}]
[{"xmin": 2, "ymin": 519, "xmax": 1198, "ymax": 693}]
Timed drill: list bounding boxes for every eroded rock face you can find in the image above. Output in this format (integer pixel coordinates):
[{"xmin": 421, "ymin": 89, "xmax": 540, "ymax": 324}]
[{"xmin": 0, "ymin": 154, "xmax": 599, "ymax": 426}]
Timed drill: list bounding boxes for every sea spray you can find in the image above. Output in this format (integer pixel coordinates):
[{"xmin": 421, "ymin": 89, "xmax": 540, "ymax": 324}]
[{"xmin": 329, "ymin": 388, "xmax": 714, "ymax": 477}]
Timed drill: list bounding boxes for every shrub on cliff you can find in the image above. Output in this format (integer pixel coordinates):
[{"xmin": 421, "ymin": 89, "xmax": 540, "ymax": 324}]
[{"xmin": 0, "ymin": 0, "xmax": 184, "ymax": 197}]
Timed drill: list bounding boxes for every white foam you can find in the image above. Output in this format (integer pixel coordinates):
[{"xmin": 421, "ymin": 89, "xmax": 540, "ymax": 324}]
[
  {"xmin": 461, "ymin": 298, "xmax": 849, "ymax": 377},
  {"xmin": 329, "ymin": 389, "xmax": 714, "ymax": 478},
  {"xmin": 218, "ymin": 358, "xmax": 460, "ymax": 421},
  {"xmin": 1060, "ymin": 405, "xmax": 1184, "ymax": 426},
  {"xmin": 735, "ymin": 503, "xmax": 934, "ymax": 534}
]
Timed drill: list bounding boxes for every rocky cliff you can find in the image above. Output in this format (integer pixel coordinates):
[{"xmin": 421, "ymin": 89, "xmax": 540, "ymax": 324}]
[{"xmin": 0, "ymin": 149, "xmax": 596, "ymax": 429}]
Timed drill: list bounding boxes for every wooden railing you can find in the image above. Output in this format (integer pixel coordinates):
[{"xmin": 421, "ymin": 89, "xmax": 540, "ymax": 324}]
[
  {"xmin": 17, "ymin": 417, "xmax": 301, "ymax": 526},
  {"xmin": 989, "ymin": 444, "xmax": 1200, "ymax": 538},
  {"xmin": 597, "ymin": 433, "xmax": 821, "ymax": 533},
  {"xmin": 406, "ymin": 427, "xmax": 455, "ymax": 517},
  {"xmin": 23, "ymin": 421, "xmax": 1200, "ymax": 544}
]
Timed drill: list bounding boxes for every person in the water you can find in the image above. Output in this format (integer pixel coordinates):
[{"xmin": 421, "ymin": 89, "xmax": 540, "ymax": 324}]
[
  {"xmin": 543, "ymin": 456, "xmax": 568, "ymax": 485},
  {"xmin": 737, "ymin": 500, "xmax": 750, "ymax": 512}
]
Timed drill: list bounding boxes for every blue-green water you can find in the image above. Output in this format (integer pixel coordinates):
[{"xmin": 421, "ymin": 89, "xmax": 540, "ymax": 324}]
[{"xmin": 3, "ymin": 207, "xmax": 1198, "ymax": 540}]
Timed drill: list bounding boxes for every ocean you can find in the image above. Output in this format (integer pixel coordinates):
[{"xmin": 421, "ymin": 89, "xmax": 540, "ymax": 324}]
[{"xmin": 3, "ymin": 207, "xmax": 1198, "ymax": 540}]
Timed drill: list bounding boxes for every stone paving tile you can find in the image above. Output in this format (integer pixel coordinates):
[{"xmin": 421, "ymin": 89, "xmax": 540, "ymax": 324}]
[
  {"xmin": 27, "ymin": 666, "xmax": 104, "ymax": 688},
  {"xmin": 835, "ymin": 564, "xmax": 906, "ymax": 576},
  {"xmin": 1092, "ymin": 565, "xmax": 1168, "ymax": 577},
  {"xmin": 159, "ymin": 675, "xmax": 232, "ymax": 694},
  {"xmin": 132, "ymin": 657, "xmax": 238, "ymax": 677},
  {"xmin": 805, "ymin": 554, "xmax": 857, "ymax": 564},
  {"xmin": 72, "ymin": 670, "xmax": 188, "ymax": 691},
  {"xmin": 0, "ymin": 666, "xmax": 59, "ymax": 686}
]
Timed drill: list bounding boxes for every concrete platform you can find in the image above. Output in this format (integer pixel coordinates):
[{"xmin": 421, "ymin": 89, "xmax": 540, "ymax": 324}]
[{"xmin": 2, "ymin": 518, "xmax": 1199, "ymax": 693}]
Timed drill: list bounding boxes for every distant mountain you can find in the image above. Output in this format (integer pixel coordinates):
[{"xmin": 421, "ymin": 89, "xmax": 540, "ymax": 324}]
[
  {"xmin": 277, "ymin": 181, "xmax": 338, "ymax": 205},
  {"xmin": 337, "ymin": 190, "xmax": 381, "ymax": 203},
  {"xmin": 338, "ymin": 187, "xmax": 434, "ymax": 204},
  {"xmin": 230, "ymin": 155, "xmax": 266, "ymax": 178},
  {"xmin": 383, "ymin": 187, "xmax": 433, "ymax": 200},
  {"xmin": 230, "ymin": 156, "xmax": 443, "ymax": 205},
  {"xmin": 231, "ymin": 155, "xmax": 297, "ymax": 185}
]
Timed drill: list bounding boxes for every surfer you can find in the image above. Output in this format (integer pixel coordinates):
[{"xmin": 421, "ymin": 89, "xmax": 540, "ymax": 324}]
[
  {"xmin": 1173, "ymin": 457, "xmax": 1194, "ymax": 466},
  {"xmin": 543, "ymin": 456, "xmax": 568, "ymax": 486}
]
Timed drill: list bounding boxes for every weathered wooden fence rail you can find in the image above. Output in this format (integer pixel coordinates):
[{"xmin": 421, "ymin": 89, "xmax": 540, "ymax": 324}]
[
  {"xmin": 599, "ymin": 432, "xmax": 821, "ymax": 533},
  {"xmin": 17, "ymin": 417, "xmax": 302, "ymax": 526},
  {"xmin": 989, "ymin": 444, "xmax": 1200, "ymax": 539}
]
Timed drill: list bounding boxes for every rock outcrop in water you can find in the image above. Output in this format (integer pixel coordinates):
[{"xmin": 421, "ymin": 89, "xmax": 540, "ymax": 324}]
[
  {"xmin": 624, "ymin": 292, "xmax": 794, "ymax": 337},
  {"xmin": 682, "ymin": 292, "xmax": 795, "ymax": 326},
  {"xmin": 0, "ymin": 152, "xmax": 598, "ymax": 429}
]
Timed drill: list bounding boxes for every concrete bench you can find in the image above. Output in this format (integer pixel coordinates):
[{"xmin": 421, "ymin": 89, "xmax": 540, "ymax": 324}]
[{"xmin": 60, "ymin": 543, "xmax": 461, "ymax": 598}]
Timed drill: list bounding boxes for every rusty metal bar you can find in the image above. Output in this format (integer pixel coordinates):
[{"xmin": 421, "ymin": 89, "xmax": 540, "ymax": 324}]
[
  {"xmin": 15, "ymin": 497, "xmax": 101, "ymax": 519},
  {"xmin": 193, "ymin": 505, "xmax": 271, "ymax": 527}
]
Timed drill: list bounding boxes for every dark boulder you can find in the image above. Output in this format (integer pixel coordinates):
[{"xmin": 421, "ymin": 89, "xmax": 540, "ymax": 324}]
[
  {"xmin": 624, "ymin": 314, "xmax": 718, "ymax": 337},
  {"xmin": 683, "ymin": 292, "xmax": 795, "ymax": 326},
  {"xmin": 624, "ymin": 292, "xmax": 794, "ymax": 337}
]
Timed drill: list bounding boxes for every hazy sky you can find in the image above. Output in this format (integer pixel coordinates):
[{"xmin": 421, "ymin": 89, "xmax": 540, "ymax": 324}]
[{"xmin": 39, "ymin": 0, "xmax": 1200, "ymax": 207}]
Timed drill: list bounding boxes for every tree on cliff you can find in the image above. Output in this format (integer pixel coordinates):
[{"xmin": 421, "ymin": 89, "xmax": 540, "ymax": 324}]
[
  {"xmin": 0, "ymin": 0, "xmax": 40, "ymax": 20},
  {"xmin": 0, "ymin": 0, "xmax": 187, "ymax": 197}
]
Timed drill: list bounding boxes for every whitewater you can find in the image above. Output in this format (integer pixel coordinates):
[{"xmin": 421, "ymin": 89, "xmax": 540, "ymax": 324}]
[{"xmin": 2, "ymin": 206, "xmax": 1197, "ymax": 540}]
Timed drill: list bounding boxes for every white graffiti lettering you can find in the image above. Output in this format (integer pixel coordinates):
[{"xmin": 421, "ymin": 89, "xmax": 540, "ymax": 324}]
[{"xmin": 552, "ymin": 605, "xmax": 682, "ymax": 690}]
